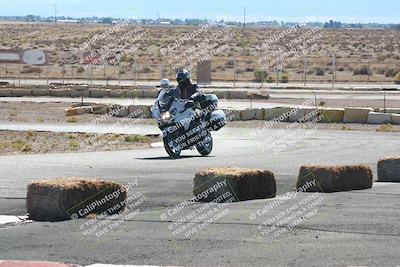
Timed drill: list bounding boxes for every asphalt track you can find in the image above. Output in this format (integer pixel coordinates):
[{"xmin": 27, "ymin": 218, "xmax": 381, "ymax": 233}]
[{"xmin": 0, "ymin": 126, "xmax": 400, "ymax": 266}]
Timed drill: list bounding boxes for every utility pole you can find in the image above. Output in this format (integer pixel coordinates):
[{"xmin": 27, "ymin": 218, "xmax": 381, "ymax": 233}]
[
  {"xmin": 243, "ymin": 7, "xmax": 246, "ymax": 29},
  {"xmin": 54, "ymin": 4, "xmax": 57, "ymax": 26}
]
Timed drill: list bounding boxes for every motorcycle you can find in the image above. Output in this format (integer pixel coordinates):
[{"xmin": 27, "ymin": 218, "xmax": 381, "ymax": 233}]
[{"xmin": 151, "ymin": 89, "xmax": 226, "ymax": 159}]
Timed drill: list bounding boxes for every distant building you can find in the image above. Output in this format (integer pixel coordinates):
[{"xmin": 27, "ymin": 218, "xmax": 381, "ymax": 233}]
[{"xmin": 57, "ymin": 19, "xmax": 79, "ymax": 24}]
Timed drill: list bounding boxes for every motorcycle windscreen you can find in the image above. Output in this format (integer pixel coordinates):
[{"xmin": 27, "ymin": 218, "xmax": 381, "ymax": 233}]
[{"xmin": 157, "ymin": 88, "xmax": 179, "ymax": 112}]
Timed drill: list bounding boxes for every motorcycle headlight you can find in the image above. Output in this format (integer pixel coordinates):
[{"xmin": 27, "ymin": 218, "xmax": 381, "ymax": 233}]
[{"xmin": 161, "ymin": 111, "xmax": 171, "ymax": 122}]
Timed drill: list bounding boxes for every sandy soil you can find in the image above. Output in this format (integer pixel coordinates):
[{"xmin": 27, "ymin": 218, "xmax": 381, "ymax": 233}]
[{"xmin": 0, "ymin": 130, "xmax": 160, "ymax": 155}]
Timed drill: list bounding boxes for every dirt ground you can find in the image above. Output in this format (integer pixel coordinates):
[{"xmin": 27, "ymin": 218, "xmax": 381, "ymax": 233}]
[
  {"xmin": 0, "ymin": 130, "xmax": 159, "ymax": 155},
  {"xmin": 0, "ymin": 23, "xmax": 399, "ymax": 83}
]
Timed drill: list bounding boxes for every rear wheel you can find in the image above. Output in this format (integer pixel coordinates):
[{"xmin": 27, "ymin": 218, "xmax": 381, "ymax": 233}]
[
  {"xmin": 163, "ymin": 135, "xmax": 181, "ymax": 159},
  {"xmin": 196, "ymin": 132, "xmax": 213, "ymax": 156}
]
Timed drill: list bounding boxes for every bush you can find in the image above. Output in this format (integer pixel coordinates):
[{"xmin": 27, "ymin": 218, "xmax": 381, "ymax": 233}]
[
  {"xmin": 386, "ymin": 68, "xmax": 400, "ymax": 77},
  {"xmin": 395, "ymin": 72, "xmax": 400, "ymax": 84},
  {"xmin": 254, "ymin": 69, "xmax": 268, "ymax": 83},
  {"xmin": 315, "ymin": 68, "xmax": 325, "ymax": 76},
  {"xmin": 76, "ymin": 67, "xmax": 85, "ymax": 73},
  {"xmin": 281, "ymin": 75, "xmax": 289, "ymax": 83},
  {"xmin": 353, "ymin": 66, "xmax": 371, "ymax": 76}
]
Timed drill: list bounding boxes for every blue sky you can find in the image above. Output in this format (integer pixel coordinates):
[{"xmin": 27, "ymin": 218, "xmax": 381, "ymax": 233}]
[{"xmin": 0, "ymin": 0, "xmax": 398, "ymax": 23}]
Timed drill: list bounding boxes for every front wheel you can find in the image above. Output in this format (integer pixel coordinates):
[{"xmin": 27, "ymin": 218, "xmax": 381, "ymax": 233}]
[
  {"xmin": 196, "ymin": 133, "xmax": 213, "ymax": 156},
  {"xmin": 163, "ymin": 135, "xmax": 181, "ymax": 159}
]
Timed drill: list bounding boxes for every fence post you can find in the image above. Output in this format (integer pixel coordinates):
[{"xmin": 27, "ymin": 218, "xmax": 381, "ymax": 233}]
[
  {"xmin": 332, "ymin": 52, "xmax": 336, "ymax": 89},
  {"xmin": 18, "ymin": 64, "xmax": 21, "ymax": 85},
  {"xmin": 303, "ymin": 54, "xmax": 307, "ymax": 86},
  {"xmin": 368, "ymin": 61, "xmax": 371, "ymax": 83},
  {"xmin": 276, "ymin": 70, "xmax": 279, "ymax": 86},
  {"xmin": 62, "ymin": 65, "xmax": 65, "ymax": 84},
  {"xmin": 47, "ymin": 66, "xmax": 49, "ymax": 85},
  {"xmin": 384, "ymin": 91, "xmax": 386, "ymax": 113},
  {"xmin": 118, "ymin": 64, "xmax": 121, "ymax": 85},
  {"xmin": 233, "ymin": 55, "xmax": 237, "ymax": 88},
  {"xmin": 5, "ymin": 64, "xmax": 7, "ymax": 78}
]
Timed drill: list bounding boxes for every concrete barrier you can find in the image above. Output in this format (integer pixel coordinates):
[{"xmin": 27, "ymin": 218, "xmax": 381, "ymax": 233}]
[
  {"xmin": 240, "ymin": 109, "xmax": 264, "ymax": 121},
  {"xmin": 297, "ymin": 165, "xmax": 373, "ymax": 193},
  {"xmin": 288, "ymin": 108, "xmax": 321, "ymax": 123},
  {"xmin": 343, "ymin": 107, "xmax": 374, "ymax": 123},
  {"xmin": 90, "ymin": 89, "xmax": 109, "ymax": 98},
  {"xmin": 223, "ymin": 109, "xmax": 241, "ymax": 121},
  {"xmin": 26, "ymin": 178, "xmax": 126, "ymax": 221},
  {"xmin": 128, "ymin": 105, "xmax": 152, "ymax": 118},
  {"xmin": 378, "ymin": 157, "xmax": 400, "ymax": 182},
  {"xmin": 391, "ymin": 114, "xmax": 400, "ymax": 125},
  {"xmin": 109, "ymin": 90, "xmax": 126, "ymax": 98},
  {"xmin": 11, "ymin": 89, "xmax": 32, "ymax": 97},
  {"xmin": 367, "ymin": 112, "xmax": 392, "ymax": 124},
  {"xmin": 319, "ymin": 108, "xmax": 345, "ymax": 123},
  {"xmin": 264, "ymin": 107, "xmax": 292, "ymax": 122},
  {"xmin": 193, "ymin": 167, "xmax": 276, "ymax": 202},
  {"xmin": 0, "ymin": 89, "xmax": 12, "ymax": 97},
  {"xmin": 377, "ymin": 108, "xmax": 400, "ymax": 114},
  {"xmin": 228, "ymin": 90, "xmax": 249, "ymax": 99},
  {"xmin": 50, "ymin": 89, "xmax": 71, "ymax": 97},
  {"xmin": 142, "ymin": 90, "xmax": 159, "ymax": 98},
  {"xmin": 32, "ymin": 89, "xmax": 50, "ymax": 96}
]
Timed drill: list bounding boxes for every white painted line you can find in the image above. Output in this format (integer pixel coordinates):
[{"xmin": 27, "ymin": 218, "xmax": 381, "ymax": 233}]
[
  {"xmin": 150, "ymin": 142, "xmax": 164, "ymax": 148},
  {"xmin": 0, "ymin": 215, "xmax": 30, "ymax": 226}
]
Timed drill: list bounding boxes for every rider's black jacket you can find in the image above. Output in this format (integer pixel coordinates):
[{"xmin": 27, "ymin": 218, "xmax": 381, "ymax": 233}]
[{"xmin": 177, "ymin": 79, "xmax": 199, "ymax": 99}]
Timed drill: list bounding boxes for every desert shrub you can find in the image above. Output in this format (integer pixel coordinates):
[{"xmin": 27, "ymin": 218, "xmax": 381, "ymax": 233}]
[
  {"xmin": 385, "ymin": 68, "xmax": 400, "ymax": 77},
  {"xmin": 353, "ymin": 66, "xmax": 371, "ymax": 76},
  {"xmin": 395, "ymin": 72, "xmax": 400, "ymax": 84},
  {"xmin": 21, "ymin": 66, "xmax": 42, "ymax": 74},
  {"xmin": 141, "ymin": 67, "xmax": 152, "ymax": 73},
  {"xmin": 225, "ymin": 60, "xmax": 235, "ymax": 68},
  {"xmin": 281, "ymin": 74, "xmax": 289, "ymax": 83},
  {"xmin": 315, "ymin": 68, "xmax": 325, "ymax": 76},
  {"xmin": 254, "ymin": 69, "xmax": 268, "ymax": 83},
  {"xmin": 338, "ymin": 67, "xmax": 345, "ymax": 72},
  {"xmin": 76, "ymin": 67, "xmax": 85, "ymax": 73}
]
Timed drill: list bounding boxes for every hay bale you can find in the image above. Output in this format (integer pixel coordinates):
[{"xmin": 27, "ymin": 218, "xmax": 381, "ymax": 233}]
[
  {"xmin": 391, "ymin": 114, "xmax": 400, "ymax": 125},
  {"xmin": 27, "ymin": 178, "xmax": 127, "ymax": 221},
  {"xmin": 228, "ymin": 90, "xmax": 248, "ymax": 99},
  {"xmin": 319, "ymin": 108, "xmax": 345, "ymax": 123},
  {"xmin": 65, "ymin": 107, "xmax": 87, "ymax": 116},
  {"xmin": 343, "ymin": 107, "xmax": 374, "ymax": 123},
  {"xmin": 297, "ymin": 165, "xmax": 373, "ymax": 193},
  {"xmin": 92, "ymin": 104, "xmax": 109, "ymax": 115},
  {"xmin": 378, "ymin": 157, "xmax": 400, "ymax": 182},
  {"xmin": 367, "ymin": 112, "xmax": 392, "ymax": 124},
  {"xmin": 194, "ymin": 167, "xmax": 276, "ymax": 202},
  {"xmin": 110, "ymin": 105, "xmax": 129, "ymax": 117},
  {"xmin": 377, "ymin": 108, "xmax": 400, "ymax": 114}
]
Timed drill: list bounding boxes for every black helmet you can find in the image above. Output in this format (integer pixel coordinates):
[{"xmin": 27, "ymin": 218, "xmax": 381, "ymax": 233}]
[{"xmin": 176, "ymin": 69, "xmax": 191, "ymax": 84}]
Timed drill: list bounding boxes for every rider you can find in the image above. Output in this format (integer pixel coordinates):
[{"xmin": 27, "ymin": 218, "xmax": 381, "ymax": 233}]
[{"xmin": 176, "ymin": 70, "xmax": 200, "ymax": 100}]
